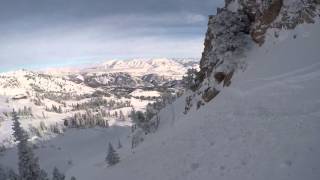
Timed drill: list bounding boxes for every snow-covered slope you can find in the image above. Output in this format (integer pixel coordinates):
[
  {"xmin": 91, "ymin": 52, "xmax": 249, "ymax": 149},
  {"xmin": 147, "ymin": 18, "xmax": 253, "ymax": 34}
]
[
  {"xmin": 61, "ymin": 19, "xmax": 319, "ymax": 180},
  {"xmin": 0, "ymin": 69, "xmax": 94, "ymax": 97}
]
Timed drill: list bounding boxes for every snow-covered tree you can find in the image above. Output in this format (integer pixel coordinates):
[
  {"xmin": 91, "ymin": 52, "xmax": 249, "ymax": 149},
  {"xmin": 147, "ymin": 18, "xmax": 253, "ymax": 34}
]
[
  {"xmin": 52, "ymin": 167, "xmax": 65, "ymax": 180},
  {"xmin": 106, "ymin": 143, "xmax": 120, "ymax": 166},
  {"xmin": 12, "ymin": 110, "xmax": 48, "ymax": 180},
  {"xmin": 0, "ymin": 166, "xmax": 19, "ymax": 180},
  {"xmin": 182, "ymin": 68, "xmax": 198, "ymax": 91},
  {"xmin": 7, "ymin": 168, "xmax": 20, "ymax": 180},
  {"xmin": 130, "ymin": 110, "xmax": 146, "ymax": 126}
]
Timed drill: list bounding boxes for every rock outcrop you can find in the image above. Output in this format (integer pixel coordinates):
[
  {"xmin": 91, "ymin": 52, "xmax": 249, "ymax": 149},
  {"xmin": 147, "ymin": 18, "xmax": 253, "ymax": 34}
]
[
  {"xmin": 184, "ymin": 0, "xmax": 319, "ymax": 113},
  {"xmin": 226, "ymin": 0, "xmax": 320, "ymax": 44}
]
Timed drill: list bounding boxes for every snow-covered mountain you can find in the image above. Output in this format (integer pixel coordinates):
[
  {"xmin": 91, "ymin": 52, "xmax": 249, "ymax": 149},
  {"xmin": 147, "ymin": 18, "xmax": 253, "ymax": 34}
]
[
  {"xmin": 0, "ymin": 58, "xmax": 196, "ymax": 97},
  {"xmin": 68, "ymin": 72, "xmax": 146, "ymax": 88},
  {"xmin": 64, "ymin": 58, "xmax": 198, "ymax": 88},
  {"xmin": 0, "ymin": 69, "xmax": 94, "ymax": 97},
  {"xmin": 85, "ymin": 58, "xmax": 199, "ymax": 78}
]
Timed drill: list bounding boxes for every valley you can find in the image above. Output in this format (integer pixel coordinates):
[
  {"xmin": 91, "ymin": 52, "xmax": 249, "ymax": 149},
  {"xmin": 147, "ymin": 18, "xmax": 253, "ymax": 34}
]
[{"xmin": 0, "ymin": 58, "xmax": 198, "ymax": 148}]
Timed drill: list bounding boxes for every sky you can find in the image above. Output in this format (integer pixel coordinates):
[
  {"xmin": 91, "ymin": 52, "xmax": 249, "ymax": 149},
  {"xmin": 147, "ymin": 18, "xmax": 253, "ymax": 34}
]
[{"xmin": 0, "ymin": 0, "xmax": 224, "ymax": 72}]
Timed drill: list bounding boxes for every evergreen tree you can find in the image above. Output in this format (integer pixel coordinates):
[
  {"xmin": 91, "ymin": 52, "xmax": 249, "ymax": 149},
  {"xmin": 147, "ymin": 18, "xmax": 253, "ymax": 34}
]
[
  {"xmin": 7, "ymin": 168, "xmax": 20, "ymax": 180},
  {"xmin": 117, "ymin": 139, "xmax": 122, "ymax": 149},
  {"xmin": 58, "ymin": 106, "xmax": 62, "ymax": 114},
  {"xmin": 0, "ymin": 166, "xmax": 20, "ymax": 180},
  {"xmin": 119, "ymin": 110, "xmax": 125, "ymax": 121},
  {"xmin": 70, "ymin": 177, "xmax": 76, "ymax": 180},
  {"xmin": 12, "ymin": 110, "xmax": 47, "ymax": 180},
  {"xmin": 0, "ymin": 165, "xmax": 7, "ymax": 180},
  {"xmin": 41, "ymin": 170, "xmax": 49, "ymax": 180},
  {"xmin": 182, "ymin": 68, "xmax": 198, "ymax": 91},
  {"xmin": 106, "ymin": 143, "xmax": 120, "ymax": 166},
  {"xmin": 52, "ymin": 167, "xmax": 65, "ymax": 180}
]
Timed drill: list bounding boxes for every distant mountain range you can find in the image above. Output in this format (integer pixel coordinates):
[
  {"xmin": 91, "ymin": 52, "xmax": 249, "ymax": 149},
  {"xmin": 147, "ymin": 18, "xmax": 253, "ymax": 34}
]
[{"xmin": 0, "ymin": 58, "xmax": 198, "ymax": 95}]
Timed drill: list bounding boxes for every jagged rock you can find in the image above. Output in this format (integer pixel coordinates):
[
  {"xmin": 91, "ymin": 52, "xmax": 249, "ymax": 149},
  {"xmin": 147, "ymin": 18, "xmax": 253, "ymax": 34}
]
[
  {"xmin": 273, "ymin": 0, "xmax": 320, "ymax": 29},
  {"xmin": 226, "ymin": 0, "xmax": 320, "ymax": 44},
  {"xmin": 199, "ymin": 8, "xmax": 250, "ymax": 82},
  {"xmin": 214, "ymin": 72, "xmax": 226, "ymax": 84},
  {"xmin": 223, "ymin": 71, "xmax": 234, "ymax": 87},
  {"xmin": 251, "ymin": 0, "xmax": 283, "ymax": 45},
  {"xmin": 196, "ymin": 100, "xmax": 205, "ymax": 109},
  {"xmin": 184, "ymin": 0, "xmax": 320, "ymax": 112},
  {"xmin": 202, "ymin": 88, "xmax": 220, "ymax": 103}
]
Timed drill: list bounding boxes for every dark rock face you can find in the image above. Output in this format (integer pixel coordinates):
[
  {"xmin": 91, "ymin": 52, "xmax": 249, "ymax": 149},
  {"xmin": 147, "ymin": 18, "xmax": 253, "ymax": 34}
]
[
  {"xmin": 250, "ymin": 0, "xmax": 284, "ymax": 44},
  {"xmin": 199, "ymin": 8, "xmax": 250, "ymax": 82},
  {"xmin": 225, "ymin": 0, "xmax": 320, "ymax": 44},
  {"xmin": 184, "ymin": 8, "xmax": 251, "ymax": 113},
  {"xmin": 184, "ymin": 0, "xmax": 319, "ymax": 112},
  {"xmin": 202, "ymin": 88, "xmax": 220, "ymax": 103}
]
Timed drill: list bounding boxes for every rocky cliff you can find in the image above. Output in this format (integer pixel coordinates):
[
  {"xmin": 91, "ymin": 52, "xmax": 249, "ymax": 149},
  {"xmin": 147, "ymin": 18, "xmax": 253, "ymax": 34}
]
[{"xmin": 184, "ymin": 0, "xmax": 319, "ymax": 113}]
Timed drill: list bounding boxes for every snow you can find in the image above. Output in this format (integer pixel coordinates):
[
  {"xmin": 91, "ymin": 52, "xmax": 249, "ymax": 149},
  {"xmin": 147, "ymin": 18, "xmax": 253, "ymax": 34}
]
[
  {"xmin": 227, "ymin": 0, "xmax": 241, "ymax": 12},
  {"xmin": 0, "ymin": 70, "xmax": 94, "ymax": 97},
  {"xmin": 129, "ymin": 89, "xmax": 160, "ymax": 97},
  {"xmin": 0, "ymin": 127, "xmax": 131, "ymax": 175}
]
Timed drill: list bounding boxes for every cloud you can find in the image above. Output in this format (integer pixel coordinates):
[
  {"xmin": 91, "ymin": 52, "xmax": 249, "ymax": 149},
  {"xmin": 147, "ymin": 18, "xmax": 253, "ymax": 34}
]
[{"xmin": 0, "ymin": 0, "xmax": 224, "ymax": 72}]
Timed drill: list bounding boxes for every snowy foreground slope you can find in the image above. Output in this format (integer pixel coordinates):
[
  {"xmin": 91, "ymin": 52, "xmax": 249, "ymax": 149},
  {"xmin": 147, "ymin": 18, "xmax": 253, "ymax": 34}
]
[
  {"xmin": 62, "ymin": 23, "xmax": 319, "ymax": 179},
  {"xmin": 1, "ymin": 19, "xmax": 316, "ymax": 179},
  {"xmin": 0, "ymin": 6, "xmax": 319, "ymax": 180}
]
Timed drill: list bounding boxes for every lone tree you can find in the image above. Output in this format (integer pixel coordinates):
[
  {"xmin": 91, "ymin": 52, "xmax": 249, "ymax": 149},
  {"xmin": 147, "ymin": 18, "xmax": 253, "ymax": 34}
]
[
  {"xmin": 182, "ymin": 68, "xmax": 198, "ymax": 91},
  {"xmin": 52, "ymin": 167, "xmax": 65, "ymax": 180},
  {"xmin": 106, "ymin": 143, "xmax": 120, "ymax": 166},
  {"xmin": 12, "ymin": 110, "xmax": 48, "ymax": 180},
  {"xmin": 0, "ymin": 165, "xmax": 19, "ymax": 180},
  {"xmin": 117, "ymin": 139, "xmax": 122, "ymax": 149}
]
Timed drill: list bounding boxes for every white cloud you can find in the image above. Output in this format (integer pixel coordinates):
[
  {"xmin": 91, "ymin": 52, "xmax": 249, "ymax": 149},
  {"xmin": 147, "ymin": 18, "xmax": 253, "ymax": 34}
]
[{"xmin": 0, "ymin": 13, "xmax": 208, "ymax": 72}]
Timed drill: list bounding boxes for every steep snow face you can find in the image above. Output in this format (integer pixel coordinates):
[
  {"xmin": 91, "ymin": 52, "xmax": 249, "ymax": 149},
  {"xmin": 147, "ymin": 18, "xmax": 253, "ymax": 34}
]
[
  {"xmin": 58, "ymin": 21, "xmax": 320, "ymax": 180},
  {"xmin": 87, "ymin": 58, "xmax": 199, "ymax": 79}
]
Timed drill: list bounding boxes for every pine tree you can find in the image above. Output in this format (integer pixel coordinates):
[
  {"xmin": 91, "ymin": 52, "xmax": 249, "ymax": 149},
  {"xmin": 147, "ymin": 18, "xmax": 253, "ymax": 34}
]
[
  {"xmin": 7, "ymin": 168, "xmax": 20, "ymax": 180},
  {"xmin": 182, "ymin": 68, "xmax": 198, "ymax": 91},
  {"xmin": 58, "ymin": 106, "xmax": 62, "ymax": 114},
  {"xmin": 119, "ymin": 110, "xmax": 125, "ymax": 121},
  {"xmin": 117, "ymin": 139, "xmax": 122, "ymax": 149},
  {"xmin": 0, "ymin": 165, "xmax": 7, "ymax": 180},
  {"xmin": 70, "ymin": 176, "xmax": 76, "ymax": 180},
  {"xmin": 41, "ymin": 170, "xmax": 49, "ymax": 180},
  {"xmin": 106, "ymin": 143, "xmax": 120, "ymax": 166},
  {"xmin": 52, "ymin": 167, "xmax": 65, "ymax": 180},
  {"xmin": 12, "ymin": 110, "xmax": 47, "ymax": 180}
]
